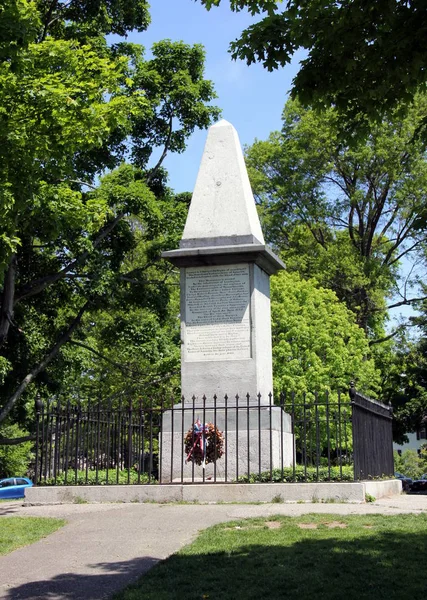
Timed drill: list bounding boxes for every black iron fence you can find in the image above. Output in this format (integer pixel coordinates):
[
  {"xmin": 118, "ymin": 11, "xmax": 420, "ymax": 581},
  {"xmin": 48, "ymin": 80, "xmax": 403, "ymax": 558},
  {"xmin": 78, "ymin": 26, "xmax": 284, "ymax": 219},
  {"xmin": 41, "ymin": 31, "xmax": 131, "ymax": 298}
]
[
  {"xmin": 33, "ymin": 387, "xmax": 394, "ymax": 485},
  {"xmin": 351, "ymin": 388, "xmax": 394, "ymax": 480}
]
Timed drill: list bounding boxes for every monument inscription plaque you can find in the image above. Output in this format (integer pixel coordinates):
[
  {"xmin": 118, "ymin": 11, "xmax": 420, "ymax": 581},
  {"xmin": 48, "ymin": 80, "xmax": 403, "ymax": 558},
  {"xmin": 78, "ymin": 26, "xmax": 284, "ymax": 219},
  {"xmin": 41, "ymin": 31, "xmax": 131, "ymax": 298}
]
[{"xmin": 185, "ymin": 264, "xmax": 251, "ymax": 362}]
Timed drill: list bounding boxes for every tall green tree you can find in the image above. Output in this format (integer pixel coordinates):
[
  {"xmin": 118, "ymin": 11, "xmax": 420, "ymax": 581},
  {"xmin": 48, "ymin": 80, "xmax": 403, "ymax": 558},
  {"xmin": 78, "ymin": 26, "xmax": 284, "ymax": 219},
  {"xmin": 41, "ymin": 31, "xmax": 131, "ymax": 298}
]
[
  {"xmin": 246, "ymin": 97, "xmax": 427, "ymax": 338},
  {"xmin": 199, "ymin": 1, "xmax": 427, "ymax": 133},
  {"xmin": 271, "ymin": 271, "xmax": 381, "ymax": 395},
  {"xmin": 0, "ymin": 1, "xmax": 219, "ymax": 443}
]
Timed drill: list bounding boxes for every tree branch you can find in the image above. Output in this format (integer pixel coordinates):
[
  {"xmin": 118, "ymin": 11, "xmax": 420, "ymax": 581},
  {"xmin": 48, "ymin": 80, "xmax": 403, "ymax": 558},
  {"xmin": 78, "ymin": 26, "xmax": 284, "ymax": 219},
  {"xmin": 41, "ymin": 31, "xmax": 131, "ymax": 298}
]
[
  {"xmin": 382, "ymin": 295, "xmax": 427, "ymax": 311},
  {"xmin": 0, "ymin": 254, "xmax": 17, "ymax": 348},
  {"xmin": 388, "ymin": 238, "xmax": 425, "ymax": 267},
  {"xmin": 0, "ymin": 434, "xmax": 36, "ymax": 446},
  {"xmin": 39, "ymin": 0, "xmax": 59, "ymax": 42},
  {"xmin": 369, "ymin": 328, "xmax": 405, "ymax": 346},
  {"xmin": 365, "ymin": 179, "xmax": 390, "ymax": 256},
  {"xmin": 146, "ymin": 113, "xmax": 173, "ymax": 184},
  {"xmin": 368, "ymin": 323, "xmax": 416, "ymax": 346},
  {"xmin": 14, "ymin": 212, "xmax": 125, "ymax": 304},
  {"xmin": 58, "ymin": 178, "xmax": 97, "ymax": 190},
  {"xmin": 0, "ymin": 302, "xmax": 89, "ymax": 425},
  {"xmin": 40, "ymin": 0, "xmax": 74, "ymax": 41},
  {"xmin": 69, "ymin": 340, "xmax": 132, "ymax": 373}
]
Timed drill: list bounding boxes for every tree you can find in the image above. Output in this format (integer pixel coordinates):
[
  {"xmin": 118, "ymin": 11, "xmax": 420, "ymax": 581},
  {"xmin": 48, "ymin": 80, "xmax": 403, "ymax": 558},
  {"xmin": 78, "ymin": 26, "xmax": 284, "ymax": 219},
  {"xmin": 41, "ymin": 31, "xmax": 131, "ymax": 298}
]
[
  {"xmin": 246, "ymin": 97, "xmax": 427, "ymax": 338},
  {"xmin": 0, "ymin": 423, "xmax": 33, "ymax": 476},
  {"xmin": 0, "ymin": 0, "xmax": 152, "ymax": 281},
  {"xmin": 50, "ymin": 189, "xmax": 188, "ymax": 407},
  {"xmin": 0, "ymin": 2, "xmax": 220, "ymax": 443},
  {"xmin": 199, "ymin": 1, "xmax": 427, "ymax": 131},
  {"xmin": 394, "ymin": 447, "xmax": 427, "ymax": 479},
  {"xmin": 382, "ymin": 304, "xmax": 427, "ymax": 443},
  {"xmin": 271, "ymin": 271, "xmax": 381, "ymax": 395}
]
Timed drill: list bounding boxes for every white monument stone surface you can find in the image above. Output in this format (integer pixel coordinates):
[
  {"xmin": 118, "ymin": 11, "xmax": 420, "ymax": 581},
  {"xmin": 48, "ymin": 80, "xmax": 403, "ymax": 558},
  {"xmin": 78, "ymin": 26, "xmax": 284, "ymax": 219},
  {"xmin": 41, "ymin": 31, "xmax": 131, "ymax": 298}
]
[{"xmin": 181, "ymin": 120, "xmax": 265, "ymax": 247}]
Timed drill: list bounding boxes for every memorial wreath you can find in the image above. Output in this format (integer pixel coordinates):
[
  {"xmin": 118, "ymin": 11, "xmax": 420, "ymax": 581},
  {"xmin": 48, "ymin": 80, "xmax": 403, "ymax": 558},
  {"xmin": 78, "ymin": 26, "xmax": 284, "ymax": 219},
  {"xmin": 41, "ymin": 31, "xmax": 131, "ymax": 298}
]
[{"xmin": 184, "ymin": 419, "xmax": 225, "ymax": 466}]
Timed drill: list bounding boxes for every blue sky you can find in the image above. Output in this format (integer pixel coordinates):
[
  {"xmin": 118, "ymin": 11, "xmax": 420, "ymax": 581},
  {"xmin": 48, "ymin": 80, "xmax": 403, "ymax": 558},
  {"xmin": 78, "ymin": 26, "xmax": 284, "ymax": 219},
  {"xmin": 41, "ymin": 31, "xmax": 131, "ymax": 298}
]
[{"xmin": 125, "ymin": 1, "xmax": 302, "ymax": 192}]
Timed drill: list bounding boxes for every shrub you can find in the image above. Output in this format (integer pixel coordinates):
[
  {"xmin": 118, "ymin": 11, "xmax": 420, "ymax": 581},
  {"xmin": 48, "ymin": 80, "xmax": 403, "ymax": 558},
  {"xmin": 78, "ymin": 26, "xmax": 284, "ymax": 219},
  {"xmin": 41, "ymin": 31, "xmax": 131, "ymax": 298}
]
[
  {"xmin": 394, "ymin": 449, "xmax": 427, "ymax": 479},
  {"xmin": 40, "ymin": 469, "xmax": 153, "ymax": 486},
  {"xmin": 237, "ymin": 465, "xmax": 354, "ymax": 483},
  {"xmin": 0, "ymin": 424, "xmax": 33, "ymax": 478}
]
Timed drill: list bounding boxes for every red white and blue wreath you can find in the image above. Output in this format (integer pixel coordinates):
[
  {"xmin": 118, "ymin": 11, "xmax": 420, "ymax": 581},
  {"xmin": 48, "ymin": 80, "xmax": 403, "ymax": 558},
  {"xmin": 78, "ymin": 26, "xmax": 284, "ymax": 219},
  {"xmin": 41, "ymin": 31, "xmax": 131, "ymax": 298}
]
[{"xmin": 184, "ymin": 419, "xmax": 225, "ymax": 468}]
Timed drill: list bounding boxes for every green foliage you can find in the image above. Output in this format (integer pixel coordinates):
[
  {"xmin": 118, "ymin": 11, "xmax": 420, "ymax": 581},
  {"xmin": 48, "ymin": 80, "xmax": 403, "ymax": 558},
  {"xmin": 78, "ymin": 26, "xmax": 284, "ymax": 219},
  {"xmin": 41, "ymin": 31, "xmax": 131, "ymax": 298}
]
[
  {"xmin": 382, "ymin": 336, "xmax": 427, "ymax": 442},
  {"xmin": 237, "ymin": 465, "xmax": 354, "ymax": 483},
  {"xmin": 0, "ymin": 34, "xmax": 144, "ymax": 275},
  {"xmin": 130, "ymin": 40, "xmax": 220, "ymax": 168},
  {"xmin": 247, "ymin": 97, "xmax": 427, "ymax": 338},
  {"xmin": 198, "ymin": 1, "xmax": 427, "ymax": 133},
  {"xmin": 271, "ymin": 272, "xmax": 380, "ymax": 395},
  {"xmin": 0, "ymin": 424, "xmax": 33, "ymax": 477},
  {"xmin": 0, "ymin": 2, "xmax": 219, "ymax": 440},
  {"xmin": 394, "ymin": 449, "xmax": 427, "ymax": 480}
]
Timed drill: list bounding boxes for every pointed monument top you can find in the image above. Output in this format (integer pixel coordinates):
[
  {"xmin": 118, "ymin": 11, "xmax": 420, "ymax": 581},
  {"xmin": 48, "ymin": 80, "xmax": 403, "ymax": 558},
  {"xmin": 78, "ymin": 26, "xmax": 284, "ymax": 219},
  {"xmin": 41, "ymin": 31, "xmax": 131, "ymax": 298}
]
[
  {"xmin": 181, "ymin": 119, "xmax": 265, "ymax": 248},
  {"xmin": 210, "ymin": 118, "xmax": 233, "ymax": 128},
  {"xmin": 162, "ymin": 120, "xmax": 285, "ymax": 275}
]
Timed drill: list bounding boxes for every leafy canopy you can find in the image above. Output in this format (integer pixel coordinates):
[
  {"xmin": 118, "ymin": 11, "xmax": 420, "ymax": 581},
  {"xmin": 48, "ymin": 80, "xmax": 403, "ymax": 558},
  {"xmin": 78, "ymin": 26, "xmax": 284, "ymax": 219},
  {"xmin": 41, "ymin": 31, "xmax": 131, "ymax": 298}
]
[
  {"xmin": 271, "ymin": 271, "xmax": 380, "ymax": 395},
  {"xmin": 246, "ymin": 96, "xmax": 427, "ymax": 337},
  {"xmin": 199, "ymin": 1, "xmax": 427, "ymax": 131}
]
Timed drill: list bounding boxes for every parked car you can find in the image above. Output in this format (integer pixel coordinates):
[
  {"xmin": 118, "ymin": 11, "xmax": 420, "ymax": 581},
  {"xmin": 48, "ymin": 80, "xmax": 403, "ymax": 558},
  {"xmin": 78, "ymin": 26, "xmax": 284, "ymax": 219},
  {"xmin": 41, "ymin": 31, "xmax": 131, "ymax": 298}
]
[
  {"xmin": 395, "ymin": 472, "xmax": 413, "ymax": 491},
  {"xmin": 0, "ymin": 477, "xmax": 33, "ymax": 499},
  {"xmin": 411, "ymin": 473, "xmax": 427, "ymax": 492}
]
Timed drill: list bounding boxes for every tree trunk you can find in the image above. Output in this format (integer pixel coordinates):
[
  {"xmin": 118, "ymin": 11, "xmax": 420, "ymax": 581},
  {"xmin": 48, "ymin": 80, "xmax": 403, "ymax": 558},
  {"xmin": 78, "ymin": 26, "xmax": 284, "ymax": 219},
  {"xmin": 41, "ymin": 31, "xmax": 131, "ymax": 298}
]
[{"xmin": 0, "ymin": 254, "xmax": 17, "ymax": 348}]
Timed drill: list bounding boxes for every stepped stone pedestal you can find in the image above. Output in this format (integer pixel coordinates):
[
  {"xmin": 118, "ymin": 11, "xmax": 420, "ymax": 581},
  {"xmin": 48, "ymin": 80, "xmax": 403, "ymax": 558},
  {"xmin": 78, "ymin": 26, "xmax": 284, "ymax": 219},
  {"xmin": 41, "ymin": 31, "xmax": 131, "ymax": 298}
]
[{"xmin": 161, "ymin": 120, "xmax": 293, "ymax": 482}]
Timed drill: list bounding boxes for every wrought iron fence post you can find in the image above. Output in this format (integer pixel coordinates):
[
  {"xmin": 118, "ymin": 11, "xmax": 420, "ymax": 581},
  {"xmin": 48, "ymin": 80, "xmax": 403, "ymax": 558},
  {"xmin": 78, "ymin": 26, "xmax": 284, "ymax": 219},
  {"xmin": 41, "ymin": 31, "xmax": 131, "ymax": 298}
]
[
  {"xmin": 246, "ymin": 393, "xmax": 250, "ymax": 479},
  {"xmin": 128, "ymin": 399, "xmax": 133, "ymax": 485},
  {"xmin": 34, "ymin": 394, "xmax": 43, "ymax": 486},
  {"xmin": 213, "ymin": 394, "xmax": 218, "ymax": 483},
  {"xmin": 350, "ymin": 382, "xmax": 358, "ymax": 480},
  {"xmin": 64, "ymin": 399, "xmax": 71, "ymax": 485}
]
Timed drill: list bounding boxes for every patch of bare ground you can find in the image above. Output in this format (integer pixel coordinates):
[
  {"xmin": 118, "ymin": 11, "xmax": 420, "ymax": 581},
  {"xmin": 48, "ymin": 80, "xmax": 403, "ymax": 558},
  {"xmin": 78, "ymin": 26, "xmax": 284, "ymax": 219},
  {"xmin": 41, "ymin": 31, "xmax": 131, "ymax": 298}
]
[{"xmin": 323, "ymin": 521, "xmax": 347, "ymax": 529}]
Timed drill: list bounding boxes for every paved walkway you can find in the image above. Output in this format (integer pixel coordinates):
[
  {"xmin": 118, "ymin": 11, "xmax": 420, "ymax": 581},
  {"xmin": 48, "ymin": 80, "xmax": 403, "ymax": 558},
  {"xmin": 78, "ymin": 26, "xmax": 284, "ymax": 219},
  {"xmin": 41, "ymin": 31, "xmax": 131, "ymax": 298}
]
[{"xmin": 1, "ymin": 494, "xmax": 426, "ymax": 600}]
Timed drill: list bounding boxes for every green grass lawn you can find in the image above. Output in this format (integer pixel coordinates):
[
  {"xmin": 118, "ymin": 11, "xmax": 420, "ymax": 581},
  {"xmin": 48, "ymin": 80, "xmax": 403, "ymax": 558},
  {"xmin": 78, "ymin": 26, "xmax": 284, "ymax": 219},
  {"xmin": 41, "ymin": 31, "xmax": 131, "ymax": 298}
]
[
  {"xmin": 0, "ymin": 517, "xmax": 66, "ymax": 555},
  {"xmin": 114, "ymin": 514, "xmax": 427, "ymax": 600}
]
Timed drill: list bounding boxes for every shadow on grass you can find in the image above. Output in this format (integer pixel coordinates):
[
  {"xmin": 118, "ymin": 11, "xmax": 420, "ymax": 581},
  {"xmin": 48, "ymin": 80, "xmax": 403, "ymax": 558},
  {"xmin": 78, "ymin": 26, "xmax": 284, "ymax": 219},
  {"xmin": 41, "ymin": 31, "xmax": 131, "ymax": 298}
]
[
  {"xmin": 0, "ymin": 501, "xmax": 24, "ymax": 516},
  {"xmin": 114, "ymin": 520, "xmax": 427, "ymax": 600},
  {"xmin": 2, "ymin": 557, "xmax": 159, "ymax": 600}
]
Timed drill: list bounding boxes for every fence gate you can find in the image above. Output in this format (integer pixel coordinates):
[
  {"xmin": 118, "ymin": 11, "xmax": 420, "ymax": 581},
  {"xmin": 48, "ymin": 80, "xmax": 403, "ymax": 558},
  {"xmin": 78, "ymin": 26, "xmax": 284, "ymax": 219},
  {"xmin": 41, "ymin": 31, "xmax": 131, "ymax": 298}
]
[{"xmin": 351, "ymin": 387, "xmax": 394, "ymax": 479}]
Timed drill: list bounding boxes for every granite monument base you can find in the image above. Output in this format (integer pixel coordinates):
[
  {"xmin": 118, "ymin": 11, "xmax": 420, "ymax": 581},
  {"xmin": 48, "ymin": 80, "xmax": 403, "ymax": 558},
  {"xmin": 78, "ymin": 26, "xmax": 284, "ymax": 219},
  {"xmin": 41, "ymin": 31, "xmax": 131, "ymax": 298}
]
[{"xmin": 160, "ymin": 406, "xmax": 294, "ymax": 482}]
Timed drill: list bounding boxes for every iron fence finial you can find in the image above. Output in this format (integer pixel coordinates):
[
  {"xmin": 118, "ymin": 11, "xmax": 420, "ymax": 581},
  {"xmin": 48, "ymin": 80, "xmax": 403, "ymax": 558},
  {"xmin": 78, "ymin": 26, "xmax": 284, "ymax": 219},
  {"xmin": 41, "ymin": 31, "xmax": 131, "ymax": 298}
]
[{"xmin": 35, "ymin": 393, "xmax": 43, "ymax": 413}]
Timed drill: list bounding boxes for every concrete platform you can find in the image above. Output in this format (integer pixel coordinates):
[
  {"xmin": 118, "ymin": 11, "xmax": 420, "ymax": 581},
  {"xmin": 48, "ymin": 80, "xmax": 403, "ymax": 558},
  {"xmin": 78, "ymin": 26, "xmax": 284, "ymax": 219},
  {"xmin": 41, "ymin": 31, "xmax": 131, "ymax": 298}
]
[{"xmin": 25, "ymin": 479, "xmax": 402, "ymax": 505}]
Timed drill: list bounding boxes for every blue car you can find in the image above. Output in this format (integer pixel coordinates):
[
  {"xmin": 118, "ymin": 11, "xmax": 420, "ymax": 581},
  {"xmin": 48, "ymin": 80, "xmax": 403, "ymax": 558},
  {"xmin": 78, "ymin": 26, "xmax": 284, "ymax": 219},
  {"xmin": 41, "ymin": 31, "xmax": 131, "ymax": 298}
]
[{"xmin": 0, "ymin": 477, "xmax": 33, "ymax": 499}]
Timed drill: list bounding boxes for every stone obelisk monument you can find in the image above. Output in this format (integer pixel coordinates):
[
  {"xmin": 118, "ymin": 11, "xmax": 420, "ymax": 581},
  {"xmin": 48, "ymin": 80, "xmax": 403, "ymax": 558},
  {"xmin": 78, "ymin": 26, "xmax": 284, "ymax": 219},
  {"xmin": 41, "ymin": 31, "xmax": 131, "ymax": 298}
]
[{"xmin": 161, "ymin": 120, "xmax": 292, "ymax": 481}]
